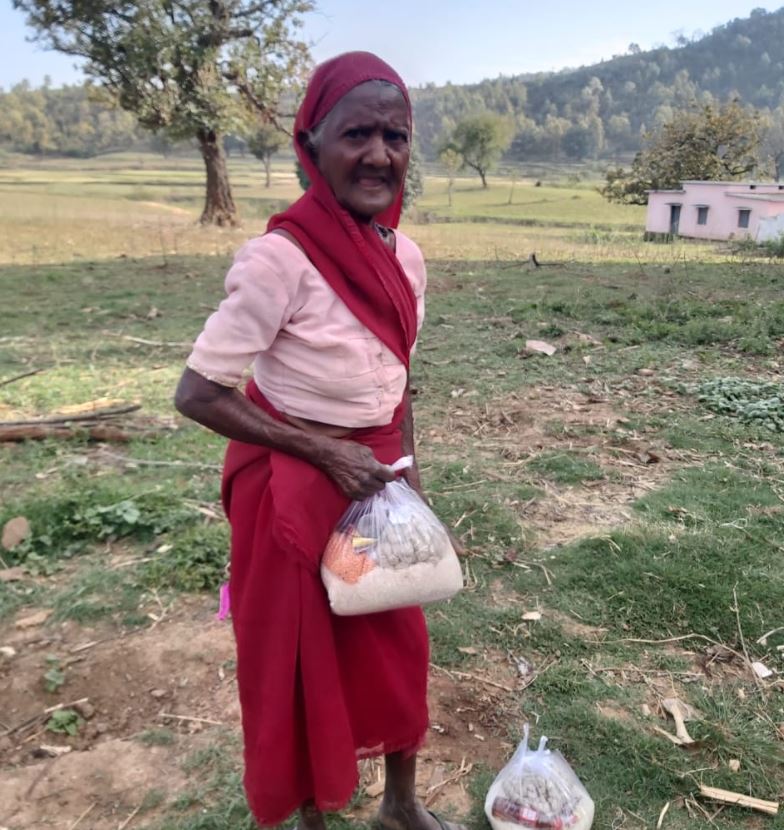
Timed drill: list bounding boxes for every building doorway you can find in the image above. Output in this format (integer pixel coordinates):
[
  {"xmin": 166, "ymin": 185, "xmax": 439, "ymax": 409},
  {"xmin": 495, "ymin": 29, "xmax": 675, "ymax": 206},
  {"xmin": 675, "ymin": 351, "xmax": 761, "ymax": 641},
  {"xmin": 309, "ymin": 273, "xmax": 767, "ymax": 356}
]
[{"xmin": 669, "ymin": 204, "xmax": 681, "ymax": 236}]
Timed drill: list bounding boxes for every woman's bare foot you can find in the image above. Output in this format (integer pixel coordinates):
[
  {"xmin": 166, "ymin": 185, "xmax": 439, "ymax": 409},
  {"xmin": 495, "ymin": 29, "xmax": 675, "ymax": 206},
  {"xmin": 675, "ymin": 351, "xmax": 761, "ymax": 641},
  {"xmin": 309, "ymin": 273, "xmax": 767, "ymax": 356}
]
[
  {"xmin": 297, "ymin": 799, "xmax": 327, "ymax": 830},
  {"xmin": 378, "ymin": 751, "xmax": 468, "ymax": 830},
  {"xmin": 377, "ymin": 798, "xmax": 467, "ymax": 830}
]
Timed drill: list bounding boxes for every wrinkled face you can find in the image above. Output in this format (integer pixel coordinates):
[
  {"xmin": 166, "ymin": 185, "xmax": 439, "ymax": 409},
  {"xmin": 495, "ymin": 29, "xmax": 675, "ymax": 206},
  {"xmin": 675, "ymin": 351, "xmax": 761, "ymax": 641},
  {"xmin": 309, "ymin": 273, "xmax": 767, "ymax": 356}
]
[{"xmin": 311, "ymin": 81, "xmax": 410, "ymax": 223}]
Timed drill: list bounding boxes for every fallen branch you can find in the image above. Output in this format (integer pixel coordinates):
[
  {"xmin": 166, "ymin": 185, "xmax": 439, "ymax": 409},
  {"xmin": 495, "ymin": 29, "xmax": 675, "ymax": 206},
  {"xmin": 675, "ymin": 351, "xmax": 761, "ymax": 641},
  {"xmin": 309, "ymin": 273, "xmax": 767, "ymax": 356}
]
[
  {"xmin": 733, "ymin": 585, "xmax": 764, "ymax": 693},
  {"xmin": 757, "ymin": 626, "xmax": 784, "ymax": 644},
  {"xmin": 652, "ymin": 725, "xmax": 688, "ymax": 746},
  {"xmin": 699, "ymin": 785, "xmax": 779, "ymax": 816},
  {"xmin": 430, "ymin": 662, "xmax": 514, "ymax": 693},
  {"xmin": 44, "ymin": 697, "xmax": 89, "ymax": 715},
  {"xmin": 2, "ymin": 697, "xmax": 90, "ymax": 738},
  {"xmin": 68, "ymin": 802, "xmax": 95, "ymax": 830},
  {"xmin": 616, "ymin": 631, "xmax": 764, "ymax": 685},
  {"xmin": 424, "ymin": 759, "xmax": 474, "ymax": 806},
  {"xmin": 0, "ymin": 403, "xmax": 140, "ymax": 427},
  {"xmin": 120, "ymin": 335, "xmax": 191, "ymax": 348},
  {"xmin": 0, "ymin": 424, "xmax": 132, "ymax": 443},
  {"xmin": 117, "ymin": 801, "xmax": 143, "ymax": 830},
  {"xmin": 97, "ymin": 450, "xmax": 222, "ymax": 471},
  {"xmin": 0, "ymin": 368, "xmax": 44, "ymax": 388},
  {"xmin": 158, "ymin": 712, "xmax": 223, "ymax": 726}
]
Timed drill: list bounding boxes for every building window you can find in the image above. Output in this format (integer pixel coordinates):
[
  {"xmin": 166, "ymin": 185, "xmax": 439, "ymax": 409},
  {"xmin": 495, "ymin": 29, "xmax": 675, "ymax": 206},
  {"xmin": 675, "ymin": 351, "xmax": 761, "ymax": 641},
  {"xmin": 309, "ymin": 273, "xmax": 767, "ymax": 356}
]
[
  {"xmin": 738, "ymin": 209, "xmax": 751, "ymax": 229},
  {"xmin": 697, "ymin": 206, "xmax": 709, "ymax": 225}
]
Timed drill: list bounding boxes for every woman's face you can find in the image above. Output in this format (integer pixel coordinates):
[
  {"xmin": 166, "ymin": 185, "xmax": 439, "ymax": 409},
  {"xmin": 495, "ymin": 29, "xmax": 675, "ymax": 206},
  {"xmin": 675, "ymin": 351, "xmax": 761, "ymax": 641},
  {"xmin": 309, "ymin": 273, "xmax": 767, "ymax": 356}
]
[{"xmin": 313, "ymin": 81, "xmax": 410, "ymax": 223}]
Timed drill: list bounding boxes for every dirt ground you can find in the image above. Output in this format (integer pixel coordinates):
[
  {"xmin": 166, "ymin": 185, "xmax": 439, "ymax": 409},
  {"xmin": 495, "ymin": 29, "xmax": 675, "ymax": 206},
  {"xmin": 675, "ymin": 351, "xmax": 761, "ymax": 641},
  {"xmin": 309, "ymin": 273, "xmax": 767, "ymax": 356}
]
[
  {"xmin": 433, "ymin": 378, "xmax": 688, "ymax": 549},
  {"xmin": 0, "ymin": 599, "xmax": 520, "ymax": 829},
  {"xmin": 0, "ymin": 381, "xmax": 690, "ymax": 829}
]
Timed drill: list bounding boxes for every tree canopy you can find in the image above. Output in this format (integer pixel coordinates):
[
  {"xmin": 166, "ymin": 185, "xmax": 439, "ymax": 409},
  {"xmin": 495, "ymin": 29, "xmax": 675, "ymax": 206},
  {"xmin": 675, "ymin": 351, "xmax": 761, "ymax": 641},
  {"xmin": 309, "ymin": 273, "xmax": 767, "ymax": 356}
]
[
  {"xmin": 0, "ymin": 81, "xmax": 141, "ymax": 156},
  {"xmin": 444, "ymin": 114, "xmax": 513, "ymax": 188},
  {"xmin": 600, "ymin": 101, "xmax": 763, "ymax": 204},
  {"xmin": 247, "ymin": 123, "xmax": 286, "ymax": 188},
  {"xmin": 14, "ymin": 0, "xmax": 312, "ymax": 225}
]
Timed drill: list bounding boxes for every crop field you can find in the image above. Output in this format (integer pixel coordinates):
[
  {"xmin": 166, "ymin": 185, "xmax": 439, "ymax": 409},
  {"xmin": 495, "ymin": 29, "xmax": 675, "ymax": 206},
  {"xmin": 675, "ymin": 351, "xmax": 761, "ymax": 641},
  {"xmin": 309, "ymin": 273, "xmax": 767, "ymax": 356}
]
[{"xmin": 1, "ymin": 153, "xmax": 783, "ymax": 830}]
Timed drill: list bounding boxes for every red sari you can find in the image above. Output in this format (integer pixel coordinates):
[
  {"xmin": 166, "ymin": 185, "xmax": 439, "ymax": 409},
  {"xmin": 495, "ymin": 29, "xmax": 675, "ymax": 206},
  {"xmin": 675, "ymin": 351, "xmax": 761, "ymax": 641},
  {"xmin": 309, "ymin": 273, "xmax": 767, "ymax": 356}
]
[
  {"xmin": 221, "ymin": 53, "xmax": 429, "ymax": 825},
  {"xmin": 223, "ymin": 384, "xmax": 429, "ymax": 823}
]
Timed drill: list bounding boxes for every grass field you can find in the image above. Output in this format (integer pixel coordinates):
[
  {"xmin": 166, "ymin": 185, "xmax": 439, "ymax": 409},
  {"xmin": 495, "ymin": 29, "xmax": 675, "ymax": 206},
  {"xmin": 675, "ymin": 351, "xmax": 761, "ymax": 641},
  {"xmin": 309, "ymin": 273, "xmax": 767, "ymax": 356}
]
[{"xmin": 1, "ymin": 153, "xmax": 783, "ymax": 830}]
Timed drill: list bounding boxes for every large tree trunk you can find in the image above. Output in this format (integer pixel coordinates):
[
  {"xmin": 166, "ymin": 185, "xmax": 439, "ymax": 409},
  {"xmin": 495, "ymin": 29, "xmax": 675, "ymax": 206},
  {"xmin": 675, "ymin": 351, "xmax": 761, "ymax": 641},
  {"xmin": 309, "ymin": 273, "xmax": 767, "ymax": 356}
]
[
  {"xmin": 197, "ymin": 129, "xmax": 238, "ymax": 227},
  {"xmin": 264, "ymin": 155, "xmax": 272, "ymax": 188}
]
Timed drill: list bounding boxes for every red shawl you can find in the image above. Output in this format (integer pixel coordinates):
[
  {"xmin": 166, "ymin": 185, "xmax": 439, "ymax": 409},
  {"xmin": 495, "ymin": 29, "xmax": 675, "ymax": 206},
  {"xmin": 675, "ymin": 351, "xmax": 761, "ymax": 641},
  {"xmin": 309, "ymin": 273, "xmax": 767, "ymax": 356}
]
[{"xmin": 267, "ymin": 51, "xmax": 417, "ymax": 369}]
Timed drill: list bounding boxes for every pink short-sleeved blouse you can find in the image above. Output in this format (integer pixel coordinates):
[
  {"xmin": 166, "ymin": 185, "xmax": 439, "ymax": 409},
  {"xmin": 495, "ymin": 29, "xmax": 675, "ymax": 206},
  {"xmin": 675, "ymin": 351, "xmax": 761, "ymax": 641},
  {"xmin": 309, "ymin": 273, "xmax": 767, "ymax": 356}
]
[{"xmin": 186, "ymin": 230, "xmax": 426, "ymax": 428}]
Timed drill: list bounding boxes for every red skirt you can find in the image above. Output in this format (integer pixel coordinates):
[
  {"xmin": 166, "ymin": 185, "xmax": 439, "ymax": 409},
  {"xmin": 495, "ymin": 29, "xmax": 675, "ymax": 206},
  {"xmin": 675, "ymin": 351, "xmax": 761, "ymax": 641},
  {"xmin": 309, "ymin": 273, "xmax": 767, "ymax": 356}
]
[{"xmin": 221, "ymin": 382, "xmax": 429, "ymax": 825}]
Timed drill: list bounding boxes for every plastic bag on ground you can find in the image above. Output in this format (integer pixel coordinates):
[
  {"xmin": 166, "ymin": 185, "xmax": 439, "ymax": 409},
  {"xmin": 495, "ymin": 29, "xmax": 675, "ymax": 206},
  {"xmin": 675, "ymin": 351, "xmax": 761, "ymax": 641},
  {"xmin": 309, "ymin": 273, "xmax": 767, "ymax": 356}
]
[
  {"xmin": 485, "ymin": 724, "xmax": 594, "ymax": 830},
  {"xmin": 321, "ymin": 456, "xmax": 463, "ymax": 615}
]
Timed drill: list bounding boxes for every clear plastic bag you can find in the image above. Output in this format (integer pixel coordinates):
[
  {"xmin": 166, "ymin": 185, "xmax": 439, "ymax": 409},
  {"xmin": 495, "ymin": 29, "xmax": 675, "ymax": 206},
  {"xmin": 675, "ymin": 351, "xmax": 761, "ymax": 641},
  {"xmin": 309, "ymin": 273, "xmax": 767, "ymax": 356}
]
[
  {"xmin": 321, "ymin": 456, "xmax": 463, "ymax": 615},
  {"xmin": 485, "ymin": 724, "xmax": 595, "ymax": 830}
]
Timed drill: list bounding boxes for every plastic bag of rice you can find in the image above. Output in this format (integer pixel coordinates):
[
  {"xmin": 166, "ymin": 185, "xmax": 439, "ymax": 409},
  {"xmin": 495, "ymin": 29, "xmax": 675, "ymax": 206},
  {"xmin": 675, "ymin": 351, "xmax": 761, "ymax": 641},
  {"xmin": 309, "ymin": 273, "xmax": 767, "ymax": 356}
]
[
  {"xmin": 485, "ymin": 724, "xmax": 594, "ymax": 830},
  {"xmin": 321, "ymin": 456, "xmax": 463, "ymax": 615}
]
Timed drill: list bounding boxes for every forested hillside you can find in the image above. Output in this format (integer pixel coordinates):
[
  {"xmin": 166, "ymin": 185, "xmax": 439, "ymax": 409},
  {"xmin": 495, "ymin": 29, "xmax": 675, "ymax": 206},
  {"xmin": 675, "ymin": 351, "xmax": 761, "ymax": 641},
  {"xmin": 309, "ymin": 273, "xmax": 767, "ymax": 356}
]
[
  {"xmin": 411, "ymin": 6, "xmax": 784, "ymax": 161},
  {"xmin": 0, "ymin": 82, "xmax": 146, "ymax": 156}
]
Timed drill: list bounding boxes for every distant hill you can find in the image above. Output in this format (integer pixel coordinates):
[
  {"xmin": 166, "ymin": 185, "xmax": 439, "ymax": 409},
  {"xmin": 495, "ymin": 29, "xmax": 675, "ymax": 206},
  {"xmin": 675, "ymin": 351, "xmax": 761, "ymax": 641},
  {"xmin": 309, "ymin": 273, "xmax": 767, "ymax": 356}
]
[{"xmin": 411, "ymin": 6, "xmax": 784, "ymax": 162}]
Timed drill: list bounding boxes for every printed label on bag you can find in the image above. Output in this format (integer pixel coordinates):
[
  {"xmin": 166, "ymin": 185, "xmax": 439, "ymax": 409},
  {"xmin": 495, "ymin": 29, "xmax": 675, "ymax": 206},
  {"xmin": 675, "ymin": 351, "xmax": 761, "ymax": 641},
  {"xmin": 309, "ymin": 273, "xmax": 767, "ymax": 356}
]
[{"xmin": 491, "ymin": 796, "xmax": 578, "ymax": 829}]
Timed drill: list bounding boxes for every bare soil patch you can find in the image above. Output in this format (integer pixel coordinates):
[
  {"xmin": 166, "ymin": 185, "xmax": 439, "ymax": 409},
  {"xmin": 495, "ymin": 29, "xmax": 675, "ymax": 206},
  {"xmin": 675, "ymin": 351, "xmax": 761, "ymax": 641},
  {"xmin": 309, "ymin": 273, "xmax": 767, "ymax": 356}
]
[
  {"xmin": 429, "ymin": 383, "xmax": 686, "ymax": 549},
  {"xmin": 1, "ymin": 596, "xmax": 239, "ymax": 829},
  {"xmin": 1, "ymin": 594, "xmax": 526, "ymax": 828}
]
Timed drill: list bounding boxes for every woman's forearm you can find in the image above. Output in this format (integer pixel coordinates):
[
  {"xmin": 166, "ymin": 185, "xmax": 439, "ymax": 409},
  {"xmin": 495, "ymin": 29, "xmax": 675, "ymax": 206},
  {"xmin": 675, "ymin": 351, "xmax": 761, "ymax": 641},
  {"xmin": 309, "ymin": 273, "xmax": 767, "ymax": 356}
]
[
  {"xmin": 174, "ymin": 368, "xmax": 329, "ymax": 463},
  {"xmin": 173, "ymin": 367, "xmax": 394, "ymax": 500}
]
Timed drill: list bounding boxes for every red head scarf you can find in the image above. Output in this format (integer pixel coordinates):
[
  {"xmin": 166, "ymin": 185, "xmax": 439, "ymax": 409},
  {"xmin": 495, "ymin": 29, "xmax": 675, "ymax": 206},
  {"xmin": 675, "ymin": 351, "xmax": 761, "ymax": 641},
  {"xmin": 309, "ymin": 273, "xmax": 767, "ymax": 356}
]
[{"xmin": 267, "ymin": 52, "xmax": 418, "ymax": 369}]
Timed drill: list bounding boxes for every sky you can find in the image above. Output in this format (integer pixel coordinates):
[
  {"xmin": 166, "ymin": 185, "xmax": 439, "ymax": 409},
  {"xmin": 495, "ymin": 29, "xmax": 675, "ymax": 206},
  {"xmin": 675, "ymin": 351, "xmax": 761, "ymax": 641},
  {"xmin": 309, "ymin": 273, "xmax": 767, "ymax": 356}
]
[{"xmin": 2, "ymin": 1, "xmax": 784, "ymax": 90}]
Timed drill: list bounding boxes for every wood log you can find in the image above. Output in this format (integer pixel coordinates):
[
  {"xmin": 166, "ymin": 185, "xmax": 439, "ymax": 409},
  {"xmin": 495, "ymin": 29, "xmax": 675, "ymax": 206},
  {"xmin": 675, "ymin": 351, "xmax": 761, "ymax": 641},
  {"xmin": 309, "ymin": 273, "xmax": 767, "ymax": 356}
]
[
  {"xmin": 699, "ymin": 785, "xmax": 779, "ymax": 815},
  {"xmin": 0, "ymin": 425, "xmax": 130, "ymax": 443},
  {"xmin": 0, "ymin": 403, "xmax": 140, "ymax": 428}
]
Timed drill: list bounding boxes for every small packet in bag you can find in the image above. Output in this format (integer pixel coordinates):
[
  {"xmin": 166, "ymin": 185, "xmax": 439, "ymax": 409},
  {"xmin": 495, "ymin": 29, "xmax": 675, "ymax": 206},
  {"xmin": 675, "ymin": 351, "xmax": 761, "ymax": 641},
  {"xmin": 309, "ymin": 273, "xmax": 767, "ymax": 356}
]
[
  {"xmin": 485, "ymin": 724, "xmax": 595, "ymax": 830},
  {"xmin": 321, "ymin": 456, "xmax": 463, "ymax": 615}
]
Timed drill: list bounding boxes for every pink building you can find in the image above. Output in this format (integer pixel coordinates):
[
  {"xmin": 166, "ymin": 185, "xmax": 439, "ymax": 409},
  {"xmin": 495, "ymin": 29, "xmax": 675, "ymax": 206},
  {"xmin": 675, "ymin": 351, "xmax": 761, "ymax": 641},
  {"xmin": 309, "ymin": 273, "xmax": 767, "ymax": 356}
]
[{"xmin": 645, "ymin": 181, "xmax": 784, "ymax": 242}]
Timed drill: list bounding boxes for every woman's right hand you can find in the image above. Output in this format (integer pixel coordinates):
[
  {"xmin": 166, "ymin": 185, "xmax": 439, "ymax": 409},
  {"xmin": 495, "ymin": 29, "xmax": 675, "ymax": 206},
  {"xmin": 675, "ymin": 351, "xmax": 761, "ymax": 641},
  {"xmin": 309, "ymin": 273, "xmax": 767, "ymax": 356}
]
[{"xmin": 316, "ymin": 438, "xmax": 396, "ymax": 500}]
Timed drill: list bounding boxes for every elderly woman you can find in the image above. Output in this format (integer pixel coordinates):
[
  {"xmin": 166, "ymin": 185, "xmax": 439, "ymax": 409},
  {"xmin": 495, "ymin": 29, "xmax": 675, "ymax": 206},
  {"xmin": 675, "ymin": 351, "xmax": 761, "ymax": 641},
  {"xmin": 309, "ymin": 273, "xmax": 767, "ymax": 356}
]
[{"xmin": 175, "ymin": 52, "xmax": 462, "ymax": 830}]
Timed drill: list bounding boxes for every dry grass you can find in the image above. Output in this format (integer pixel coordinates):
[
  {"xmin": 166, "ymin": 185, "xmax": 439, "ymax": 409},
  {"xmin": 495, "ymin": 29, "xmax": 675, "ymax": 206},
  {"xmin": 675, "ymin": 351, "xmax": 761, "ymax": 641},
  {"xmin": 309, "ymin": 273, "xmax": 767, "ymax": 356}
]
[{"xmin": 0, "ymin": 153, "xmax": 728, "ymax": 266}]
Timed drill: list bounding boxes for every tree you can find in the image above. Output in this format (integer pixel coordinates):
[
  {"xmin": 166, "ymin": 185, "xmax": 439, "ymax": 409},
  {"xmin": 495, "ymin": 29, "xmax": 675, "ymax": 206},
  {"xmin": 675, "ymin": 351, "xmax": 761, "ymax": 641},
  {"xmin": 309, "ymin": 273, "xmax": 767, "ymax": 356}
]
[
  {"xmin": 402, "ymin": 141, "xmax": 425, "ymax": 211},
  {"xmin": 446, "ymin": 114, "xmax": 513, "ymax": 188},
  {"xmin": 14, "ymin": 0, "xmax": 312, "ymax": 226},
  {"xmin": 438, "ymin": 146, "xmax": 461, "ymax": 207},
  {"xmin": 562, "ymin": 124, "xmax": 593, "ymax": 160},
  {"xmin": 248, "ymin": 123, "xmax": 286, "ymax": 188},
  {"xmin": 760, "ymin": 106, "xmax": 784, "ymax": 181},
  {"xmin": 601, "ymin": 101, "xmax": 763, "ymax": 204}
]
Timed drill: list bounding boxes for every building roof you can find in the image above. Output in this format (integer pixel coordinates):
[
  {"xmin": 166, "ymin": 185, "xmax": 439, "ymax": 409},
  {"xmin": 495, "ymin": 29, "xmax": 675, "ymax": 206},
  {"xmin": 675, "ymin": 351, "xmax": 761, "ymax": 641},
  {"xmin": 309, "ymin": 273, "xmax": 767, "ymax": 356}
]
[{"xmin": 680, "ymin": 180, "xmax": 782, "ymax": 187}]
